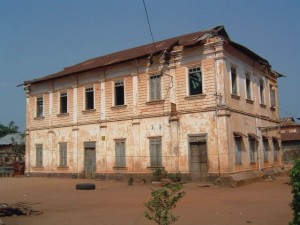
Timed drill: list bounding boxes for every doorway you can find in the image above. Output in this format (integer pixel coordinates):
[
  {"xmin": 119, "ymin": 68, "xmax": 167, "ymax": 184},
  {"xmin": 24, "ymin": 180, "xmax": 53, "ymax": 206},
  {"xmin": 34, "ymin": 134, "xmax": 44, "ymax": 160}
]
[
  {"xmin": 84, "ymin": 142, "xmax": 96, "ymax": 178},
  {"xmin": 189, "ymin": 136, "xmax": 208, "ymax": 181}
]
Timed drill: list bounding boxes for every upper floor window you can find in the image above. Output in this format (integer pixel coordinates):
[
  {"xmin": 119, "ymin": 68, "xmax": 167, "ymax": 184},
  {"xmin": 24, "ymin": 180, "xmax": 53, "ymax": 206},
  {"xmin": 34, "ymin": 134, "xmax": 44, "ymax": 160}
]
[
  {"xmin": 231, "ymin": 67, "xmax": 238, "ymax": 95},
  {"xmin": 245, "ymin": 74, "xmax": 251, "ymax": 100},
  {"xmin": 36, "ymin": 96, "xmax": 43, "ymax": 118},
  {"xmin": 259, "ymin": 79, "xmax": 265, "ymax": 104},
  {"xmin": 60, "ymin": 92, "xmax": 68, "ymax": 114},
  {"xmin": 149, "ymin": 75, "xmax": 162, "ymax": 101},
  {"xmin": 188, "ymin": 67, "xmax": 202, "ymax": 95},
  {"xmin": 114, "ymin": 80, "xmax": 125, "ymax": 106},
  {"xmin": 85, "ymin": 87, "xmax": 94, "ymax": 110},
  {"xmin": 270, "ymin": 85, "xmax": 276, "ymax": 108}
]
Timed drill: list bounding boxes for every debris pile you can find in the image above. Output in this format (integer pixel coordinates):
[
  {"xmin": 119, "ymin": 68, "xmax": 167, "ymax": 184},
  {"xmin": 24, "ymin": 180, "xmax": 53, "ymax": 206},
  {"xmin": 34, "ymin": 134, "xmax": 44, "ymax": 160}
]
[{"xmin": 0, "ymin": 202, "xmax": 42, "ymax": 217}]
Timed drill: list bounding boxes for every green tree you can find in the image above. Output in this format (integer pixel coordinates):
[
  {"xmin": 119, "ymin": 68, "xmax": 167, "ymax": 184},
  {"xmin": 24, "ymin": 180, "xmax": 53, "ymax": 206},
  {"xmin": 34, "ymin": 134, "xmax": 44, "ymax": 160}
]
[
  {"xmin": 145, "ymin": 183, "xmax": 185, "ymax": 225},
  {"xmin": 11, "ymin": 133, "xmax": 25, "ymax": 161},
  {"xmin": 0, "ymin": 121, "xmax": 19, "ymax": 138},
  {"xmin": 290, "ymin": 160, "xmax": 300, "ymax": 225}
]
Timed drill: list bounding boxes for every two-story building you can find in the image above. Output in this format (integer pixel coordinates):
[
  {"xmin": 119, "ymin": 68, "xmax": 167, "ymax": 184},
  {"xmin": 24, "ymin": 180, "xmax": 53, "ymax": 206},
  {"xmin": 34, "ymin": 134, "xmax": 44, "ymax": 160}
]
[{"xmin": 22, "ymin": 25, "xmax": 283, "ymax": 182}]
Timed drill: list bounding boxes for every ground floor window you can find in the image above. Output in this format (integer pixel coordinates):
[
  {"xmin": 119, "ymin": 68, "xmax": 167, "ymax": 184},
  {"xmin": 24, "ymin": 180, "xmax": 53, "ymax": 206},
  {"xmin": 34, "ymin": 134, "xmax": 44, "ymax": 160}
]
[
  {"xmin": 249, "ymin": 138, "xmax": 256, "ymax": 164},
  {"xmin": 115, "ymin": 140, "xmax": 126, "ymax": 167},
  {"xmin": 59, "ymin": 142, "xmax": 67, "ymax": 167},
  {"xmin": 263, "ymin": 138, "xmax": 269, "ymax": 163},
  {"xmin": 149, "ymin": 137, "xmax": 162, "ymax": 167},
  {"xmin": 36, "ymin": 144, "xmax": 43, "ymax": 167},
  {"xmin": 273, "ymin": 139, "xmax": 279, "ymax": 162},
  {"xmin": 234, "ymin": 137, "xmax": 242, "ymax": 164}
]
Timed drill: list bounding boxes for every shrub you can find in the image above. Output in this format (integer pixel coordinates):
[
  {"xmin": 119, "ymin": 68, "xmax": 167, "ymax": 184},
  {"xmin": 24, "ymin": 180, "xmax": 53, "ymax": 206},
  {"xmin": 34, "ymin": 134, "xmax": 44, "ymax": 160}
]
[
  {"xmin": 290, "ymin": 160, "xmax": 300, "ymax": 225},
  {"xmin": 152, "ymin": 168, "xmax": 168, "ymax": 181},
  {"xmin": 144, "ymin": 183, "xmax": 185, "ymax": 225}
]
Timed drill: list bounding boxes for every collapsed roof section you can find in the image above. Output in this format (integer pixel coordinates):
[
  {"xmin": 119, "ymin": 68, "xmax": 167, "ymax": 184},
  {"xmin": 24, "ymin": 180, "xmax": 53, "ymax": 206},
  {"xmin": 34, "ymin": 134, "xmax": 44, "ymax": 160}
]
[{"xmin": 23, "ymin": 25, "xmax": 275, "ymax": 85}]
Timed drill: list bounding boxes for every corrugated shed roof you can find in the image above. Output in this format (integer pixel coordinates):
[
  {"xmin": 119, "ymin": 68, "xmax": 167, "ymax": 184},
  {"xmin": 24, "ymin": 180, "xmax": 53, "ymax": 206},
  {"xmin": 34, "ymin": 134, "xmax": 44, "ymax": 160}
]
[
  {"xmin": 0, "ymin": 133, "xmax": 24, "ymax": 146},
  {"xmin": 23, "ymin": 25, "xmax": 272, "ymax": 85},
  {"xmin": 280, "ymin": 117, "xmax": 300, "ymax": 127}
]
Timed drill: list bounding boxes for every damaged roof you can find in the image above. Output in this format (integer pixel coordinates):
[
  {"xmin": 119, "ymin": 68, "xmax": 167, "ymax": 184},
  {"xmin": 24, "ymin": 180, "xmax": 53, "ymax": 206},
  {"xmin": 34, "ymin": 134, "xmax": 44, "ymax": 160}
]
[{"xmin": 23, "ymin": 25, "xmax": 272, "ymax": 85}]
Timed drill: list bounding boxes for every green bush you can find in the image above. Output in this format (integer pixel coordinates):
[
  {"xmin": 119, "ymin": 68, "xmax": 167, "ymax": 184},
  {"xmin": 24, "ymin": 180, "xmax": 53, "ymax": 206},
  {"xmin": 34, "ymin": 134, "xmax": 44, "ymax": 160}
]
[
  {"xmin": 168, "ymin": 171, "xmax": 182, "ymax": 182},
  {"xmin": 144, "ymin": 183, "xmax": 185, "ymax": 225},
  {"xmin": 153, "ymin": 168, "xmax": 168, "ymax": 181},
  {"xmin": 290, "ymin": 160, "xmax": 300, "ymax": 225}
]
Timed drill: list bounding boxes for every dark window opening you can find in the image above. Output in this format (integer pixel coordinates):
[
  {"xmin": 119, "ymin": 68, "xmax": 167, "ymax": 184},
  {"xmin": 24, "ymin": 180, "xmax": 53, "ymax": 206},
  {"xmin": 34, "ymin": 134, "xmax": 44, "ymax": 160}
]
[
  {"xmin": 189, "ymin": 67, "xmax": 202, "ymax": 95},
  {"xmin": 246, "ymin": 75, "xmax": 251, "ymax": 99},
  {"xmin": 231, "ymin": 67, "xmax": 237, "ymax": 95},
  {"xmin": 85, "ymin": 87, "xmax": 94, "ymax": 110},
  {"xmin": 115, "ymin": 81, "xmax": 124, "ymax": 106},
  {"xmin": 60, "ymin": 92, "xmax": 68, "ymax": 113}
]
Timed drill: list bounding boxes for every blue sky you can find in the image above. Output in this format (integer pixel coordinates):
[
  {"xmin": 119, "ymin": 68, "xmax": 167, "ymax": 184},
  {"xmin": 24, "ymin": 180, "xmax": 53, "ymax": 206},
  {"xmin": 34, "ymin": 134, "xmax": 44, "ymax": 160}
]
[{"xmin": 0, "ymin": 0, "xmax": 299, "ymax": 131}]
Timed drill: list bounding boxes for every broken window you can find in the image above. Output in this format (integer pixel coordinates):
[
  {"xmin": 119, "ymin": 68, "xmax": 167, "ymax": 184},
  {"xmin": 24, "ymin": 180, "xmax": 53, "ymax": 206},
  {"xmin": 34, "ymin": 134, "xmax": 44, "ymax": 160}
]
[
  {"xmin": 263, "ymin": 137, "xmax": 269, "ymax": 163},
  {"xmin": 36, "ymin": 97, "xmax": 43, "ymax": 118},
  {"xmin": 149, "ymin": 138, "xmax": 162, "ymax": 167},
  {"xmin": 270, "ymin": 85, "xmax": 276, "ymax": 107},
  {"xmin": 60, "ymin": 92, "xmax": 68, "ymax": 114},
  {"xmin": 234, "ymin": 136, "xmax": 242, "ymax": 164},
  {"xmin": 85, "ymin": 87, "xmax": 94, "ymax": 110},
  {"xmin": 246, "ymin": 74, "xmax": 251, "ymax": 100},
  {"xmin": 115, "ymin": 140, "xmax": 126, "ymax": 167},
  {"xmin": 259, "ymin": 79, "xmax": 265, "ymax": 104},
  {"xmin": 36, "ymin": 144, "xmax": 43, "ymax": 167},
  {"xmin": 188, "ymin": 67, "xmax": 202, "ymax": 95},
  {"xmin": 59, "ymin": 142, "xmax": 67, "ymax": 167},
  {"xmin": 149, "ymin": 75, "xmax": 162, "ymax": 101},
  {"xmin": 114, "ymin": 81, "xmax": 125, "ymax": 106},
  {"xmin": 231, "ymin": 67, "xmax": 238, "ymax": 95},
  {"xmin": 249, "ymin": 137, "xmax": 256, "ymax": 163}
]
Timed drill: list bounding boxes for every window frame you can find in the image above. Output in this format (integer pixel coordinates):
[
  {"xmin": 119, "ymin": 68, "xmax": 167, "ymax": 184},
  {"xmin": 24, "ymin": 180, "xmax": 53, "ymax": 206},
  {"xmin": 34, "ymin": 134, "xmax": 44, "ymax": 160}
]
[
  {"xmin": 248, "ymin": 137, "xmax": 257, "ymax": 164},
  {"xmin": 149, "ymin": 137, "xmax": 162, "ymax": 167},
  {"xmin": 269, "ymin": 85, "xmax": 276, "ymax": 108},
  {"xmin": 36, "ymin": 96, "xmax": 44, "ymax": 118},
  {"xmin": 85, "ymin": 86, "xmax": 94, "ymax": 110},
  {"xmin": 259, "ymin": 79, "xmax": 265, "ymax": 105},
  {"xmin": 234, "ymin": 136, "xmax": 242, "ymax": 164},
  {"xmin": 273, "ymin": 139, "xmax": 279, "ymax": 162},
  {"xmin": 245, "ymin": 73, "xmax": 252, "ymax": 100},
  {"xmin": 114, "ymin": 80, "xmax": 125, "ymax": 106},
  {"xmin": 114, "ymin": 140, "xmax": 126, "ymax": 168},
  {"xmin": 149, "ymin": 74, "xmax": 162, "ymax": 101},
  {"xmin": 59, "ymin": 142, "xmax": 67, "ymax": 167},
  {"xmin": 231, "ymin": 66, "xmax": 238, "ymax": 95},
  {"xmin": 59, "ymin": 91, "xmax": 68, "ymax": 114},
  {"xmin": 36, "ymin": 144, "xmax": 43, "ymax": 167},
  {"xmin": 188, "ymin": 67, "xmax": 203, "ymax": 96},
  {"xmin": 263, "ymin": 137, "xmax": 269, "ymax": 163}
]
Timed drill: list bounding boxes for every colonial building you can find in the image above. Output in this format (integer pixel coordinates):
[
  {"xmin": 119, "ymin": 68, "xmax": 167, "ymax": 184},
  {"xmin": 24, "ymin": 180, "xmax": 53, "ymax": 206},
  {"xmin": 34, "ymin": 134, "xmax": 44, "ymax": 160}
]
[
  {"xmin": 23, "ymin": 25, "xmax": 282, "ymax": 182},
  {"xmin": 280, "ymin": 117, "xmax": 300, "ymax": 164}
]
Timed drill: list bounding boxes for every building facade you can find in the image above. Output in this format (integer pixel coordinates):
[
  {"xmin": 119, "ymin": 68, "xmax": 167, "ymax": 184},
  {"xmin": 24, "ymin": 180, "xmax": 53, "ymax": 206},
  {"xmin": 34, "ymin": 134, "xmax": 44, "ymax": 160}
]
[
  {"xmin": 23, "ymin": 26, "xmax": 282, "ymax": 181},
  {"xmin": 280, "ymin": 117, "xmax": 300, "ymax": 164}
]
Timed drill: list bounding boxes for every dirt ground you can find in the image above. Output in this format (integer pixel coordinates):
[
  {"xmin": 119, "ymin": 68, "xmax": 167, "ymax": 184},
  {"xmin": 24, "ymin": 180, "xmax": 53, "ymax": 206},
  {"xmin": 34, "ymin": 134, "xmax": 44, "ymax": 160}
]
[{"xmin": 0, "ymin": 175, "xmax": 292, "ymax": 225}]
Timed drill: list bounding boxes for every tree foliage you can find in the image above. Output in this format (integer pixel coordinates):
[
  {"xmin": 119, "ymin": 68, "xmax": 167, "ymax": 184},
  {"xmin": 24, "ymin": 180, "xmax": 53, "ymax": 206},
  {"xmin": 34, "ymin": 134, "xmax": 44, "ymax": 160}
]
[
  {"xmin": 0, "ymin": 121, "xmax": 19, "ymax": 138},
  {"xmin": 144, "ymin": 183, "xmax": 185, "ymax": 225},
  {"xmin": 11, "ymin": 133, "xmax": 25, "ymax": 160},
  {"xmin": 290, "ymin": 160, "xmax": 300, "ymax": 225}
]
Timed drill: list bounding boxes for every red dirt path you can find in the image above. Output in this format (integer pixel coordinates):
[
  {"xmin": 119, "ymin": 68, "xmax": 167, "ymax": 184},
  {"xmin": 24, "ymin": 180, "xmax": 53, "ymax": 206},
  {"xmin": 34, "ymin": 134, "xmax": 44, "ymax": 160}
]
[{"xmin": 0, "ymin": 175, "xmax": 292, "ymax": 225}]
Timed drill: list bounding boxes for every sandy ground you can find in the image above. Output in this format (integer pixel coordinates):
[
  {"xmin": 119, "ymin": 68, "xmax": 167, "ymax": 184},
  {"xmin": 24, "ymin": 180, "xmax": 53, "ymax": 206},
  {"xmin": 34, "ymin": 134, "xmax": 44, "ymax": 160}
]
[{"xmin": 0, "ymin": 175, "xmax": 292, "ymax": 225}]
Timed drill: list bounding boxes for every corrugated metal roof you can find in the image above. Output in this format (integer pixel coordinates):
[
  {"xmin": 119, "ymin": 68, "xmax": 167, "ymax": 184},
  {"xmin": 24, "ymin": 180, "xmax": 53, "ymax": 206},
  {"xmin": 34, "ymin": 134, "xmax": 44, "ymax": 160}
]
[
  {"xmin": 0, "ymin": 133, "xmax": 24, "ymax": 146},
  {"xmin": 23, "ymin": 25, "xmax": 272, "ymax": 85}
]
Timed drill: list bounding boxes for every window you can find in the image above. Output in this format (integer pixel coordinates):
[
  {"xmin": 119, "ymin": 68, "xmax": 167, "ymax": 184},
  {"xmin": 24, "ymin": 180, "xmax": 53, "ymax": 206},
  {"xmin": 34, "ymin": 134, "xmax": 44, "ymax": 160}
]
[
  {"xmin": 273, "ymin": 139, "xmax": 279, "ymax": 162},
  {"xmin": 60, "ymin": 92, "xmax": 68, "ymax": 114},
  {"xmin": 234, "ymin": 137, "xmax": 242, "ymax": 164},
  {"xmin": 115, "ymin": 140, "xmax": 126, "ymax": 167},
  {"xmin": 36, "ymin": 144, "xmax": 43, "ymax": 167},
  {"xmin": 85, "ymin": 87, "xmax": 94, "ymax": 110},
  {"xmin": 270, "ymin": 85, "xmax": 276, "ymax": 107},
  {"xmin": 245, "ymin": 74, "xmax": 251, "ymax": 100},
  {"xmin": 259, "ymin": 80, "xmax": 265, "ymax": 104},
  {"xmin": 114, "ymin": 81, "xmax": 125, "ymax": 106},
  {"xmin": 149, "ymin": 75, "xmax": 162, "ymax": 101},
  {"xmin": 59, "ymin": 142, "xmax": 67, "ymax": 167},
  {"xmin": 231, "ymin": 67, "xmax": 238, "ymax": 95},
  {"xmin": 36, "ymin": 97, "xmax": 43, "ymax": 117},
  {"xmin": 249, "ymin": 137, "xmax": 256, "ymax": 163},
  {"xmin": 263, "ymin": 137, "xmax": 269, "ymax": 162},
  {"xmin": 188, "ymin": 67, "xmax": 202, "ymax": 95},
  {"xmin": 149, "ymin": 138, "xmax": 162, "ymax": 167}
]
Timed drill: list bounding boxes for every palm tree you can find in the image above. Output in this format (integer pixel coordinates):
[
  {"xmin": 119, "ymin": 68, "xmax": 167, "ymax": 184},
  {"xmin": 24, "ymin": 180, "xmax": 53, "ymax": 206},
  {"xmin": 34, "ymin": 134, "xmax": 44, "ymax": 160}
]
[{"xmin": 0, "ymin": 121, "xmax": 19, "ymax": 138}]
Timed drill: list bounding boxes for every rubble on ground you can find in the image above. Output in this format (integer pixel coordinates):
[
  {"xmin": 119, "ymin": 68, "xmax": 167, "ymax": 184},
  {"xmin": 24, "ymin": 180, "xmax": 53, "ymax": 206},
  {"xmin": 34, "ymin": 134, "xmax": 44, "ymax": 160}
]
[{"xmin": 0, "ymin": 202, "xmax": 43, "ymax": 217}]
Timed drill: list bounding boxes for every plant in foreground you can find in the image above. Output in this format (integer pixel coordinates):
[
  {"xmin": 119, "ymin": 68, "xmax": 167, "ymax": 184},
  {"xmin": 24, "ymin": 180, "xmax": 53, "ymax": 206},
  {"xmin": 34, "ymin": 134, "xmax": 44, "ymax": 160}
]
[
  {"xmin": 290, "ymin": 160, "xmax": 300, "ymax": 225},
  {"xmin": 144, "ymin": 183, "xmax": 185, "ymax": 225}
]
